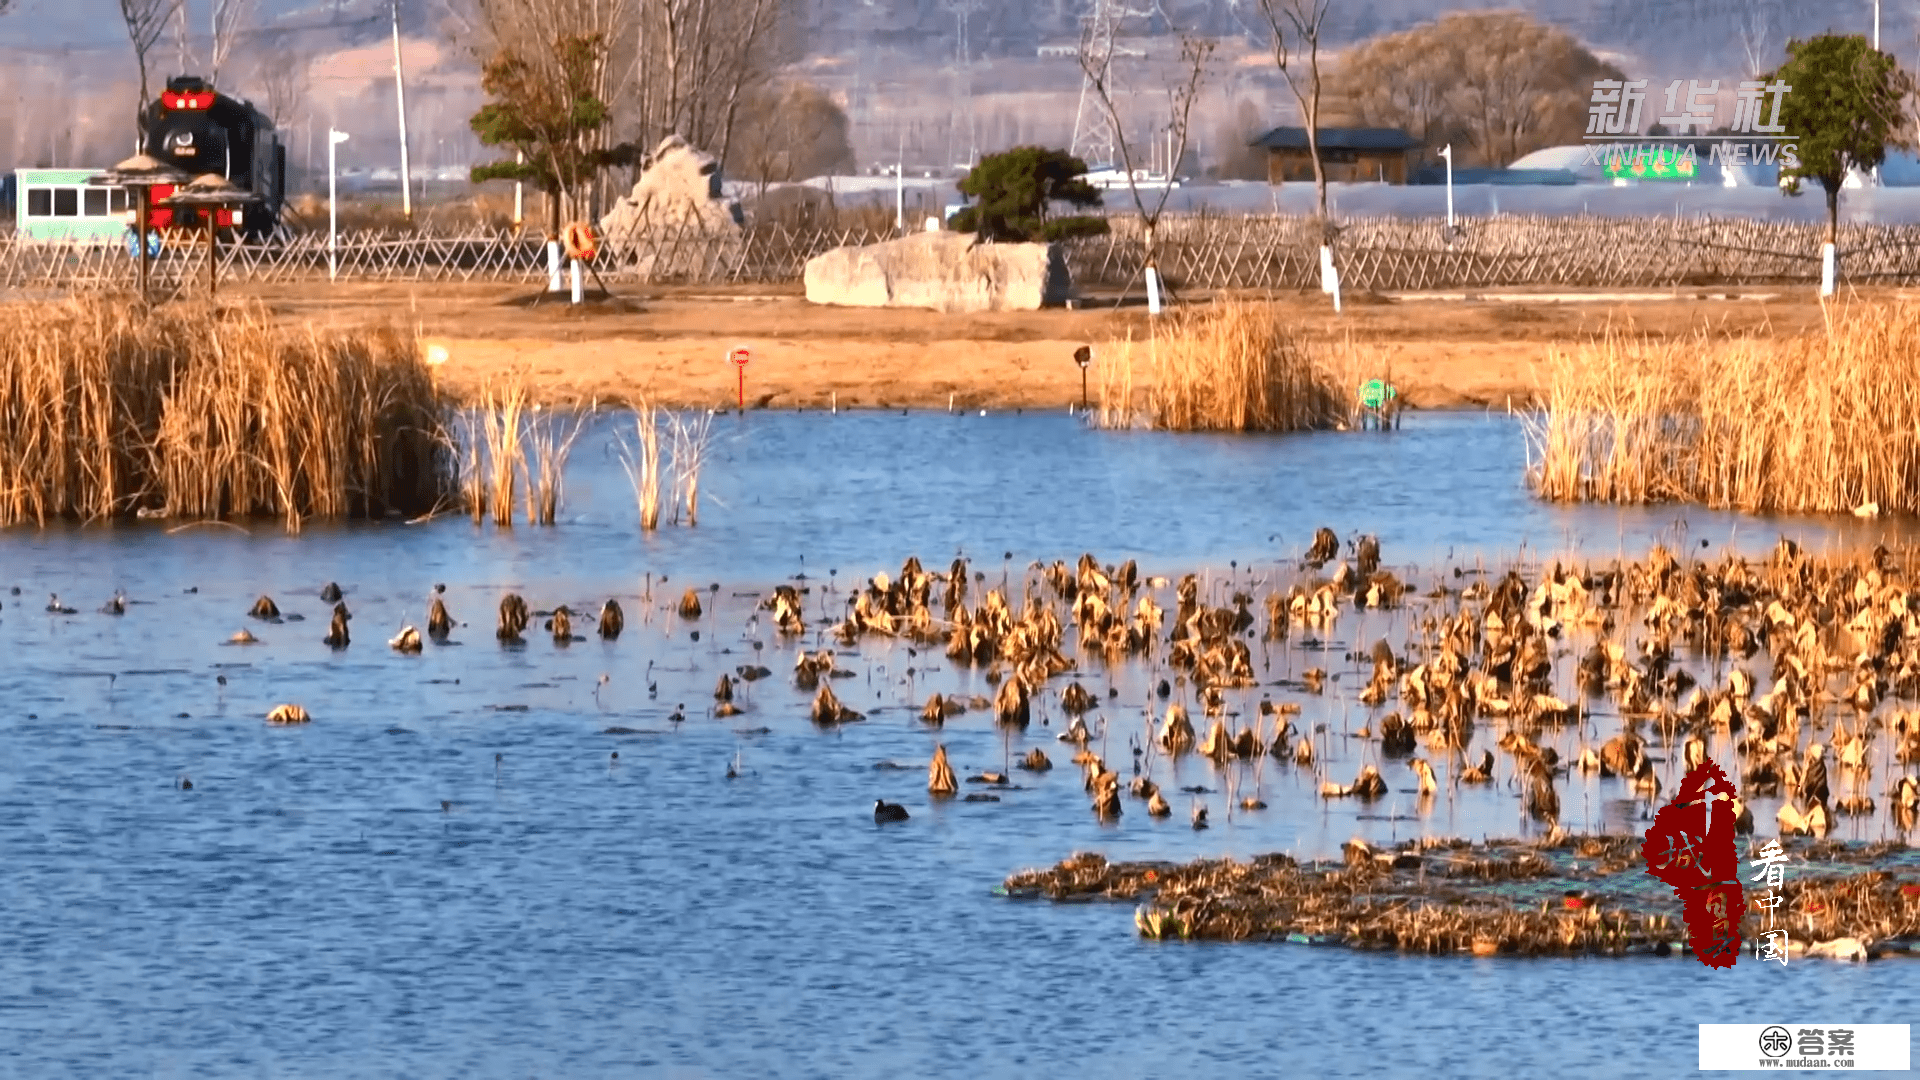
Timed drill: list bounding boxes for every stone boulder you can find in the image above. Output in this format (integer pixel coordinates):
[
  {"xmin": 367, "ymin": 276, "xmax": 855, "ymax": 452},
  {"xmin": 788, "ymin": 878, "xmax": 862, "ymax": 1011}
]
[
  {"xmin": 804, "ymin": 232, "xmax": 1069, "ymax": 313},
  {"xmin": 599, "ymin": 135, "xmax": 743, "ymax": 241}
]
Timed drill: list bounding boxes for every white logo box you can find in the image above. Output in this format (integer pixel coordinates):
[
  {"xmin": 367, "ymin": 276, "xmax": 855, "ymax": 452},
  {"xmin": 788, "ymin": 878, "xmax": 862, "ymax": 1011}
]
[{"xmin": 1700, "ymin": 1024, "xmax": 1911, "ymax": 1070}]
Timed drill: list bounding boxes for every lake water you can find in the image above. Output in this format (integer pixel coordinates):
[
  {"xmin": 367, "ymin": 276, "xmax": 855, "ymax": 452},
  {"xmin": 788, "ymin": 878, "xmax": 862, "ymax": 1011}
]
[{"xmin": 2, "ymin": 410, "xmax": 1915, "ymax": 1078}]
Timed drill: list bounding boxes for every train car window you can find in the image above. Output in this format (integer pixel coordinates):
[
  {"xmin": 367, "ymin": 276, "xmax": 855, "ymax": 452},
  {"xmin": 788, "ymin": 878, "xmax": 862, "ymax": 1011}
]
[
  {"xmin": 84, "ymin": 188, "xmax": 108, "ymax": 217},
  {"xmin": 27, "ymin": 188, "xmax": 50, "ymax": 217},
  {"xmin": 53, "ymin": 188, "xmax": 77, "ymax": 216},
  {"xmin": 110, "ymin": 189, "xmax": 132, "ymax": 213}
]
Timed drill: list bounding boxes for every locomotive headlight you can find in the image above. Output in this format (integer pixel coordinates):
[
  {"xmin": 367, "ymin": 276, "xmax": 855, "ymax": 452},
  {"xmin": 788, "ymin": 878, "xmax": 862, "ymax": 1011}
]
[{"xmin": 166, "ymin": 131, "xmax": 197, "ymax": 157}]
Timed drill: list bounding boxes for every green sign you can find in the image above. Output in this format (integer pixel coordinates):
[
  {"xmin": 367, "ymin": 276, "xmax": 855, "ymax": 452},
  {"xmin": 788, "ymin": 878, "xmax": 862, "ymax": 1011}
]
[
  {"xmin": 1359, "ymin": 379, "xmax": 1397, "ymax": 410},
  {"xmin": 1602, "ymin": 145, "xmax": 1698, "ymax": 181}
]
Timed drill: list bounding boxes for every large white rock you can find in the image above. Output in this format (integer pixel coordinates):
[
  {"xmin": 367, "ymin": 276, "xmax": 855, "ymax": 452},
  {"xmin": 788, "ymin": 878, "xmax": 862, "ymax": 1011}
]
[
  {"xmin": 803, "ymin": 232, "xmax": 1069, "ymax": 313},
  {"xmin": 599, "ymin": 135, "xmax": 743, "ymax": 240}
]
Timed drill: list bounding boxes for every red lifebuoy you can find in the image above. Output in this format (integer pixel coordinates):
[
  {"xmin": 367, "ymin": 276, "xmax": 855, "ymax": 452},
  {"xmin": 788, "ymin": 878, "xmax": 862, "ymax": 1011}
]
[{"xmin": 562, "ymin": 222, "xmax": 598, "ymax": 261}]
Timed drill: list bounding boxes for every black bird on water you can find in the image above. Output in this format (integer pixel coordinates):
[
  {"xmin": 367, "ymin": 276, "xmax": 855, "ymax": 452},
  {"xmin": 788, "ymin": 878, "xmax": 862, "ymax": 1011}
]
[
  {"xmin": 320, "ymin": 582, "xmax": 344, "ymax": 603},
  {"xmin": 46, "ymin": 594, "xmax": 77, "ymax": 615},
  {"xmin": 873, "ymin": 800, "xmax": 910, "ymax": 823}
]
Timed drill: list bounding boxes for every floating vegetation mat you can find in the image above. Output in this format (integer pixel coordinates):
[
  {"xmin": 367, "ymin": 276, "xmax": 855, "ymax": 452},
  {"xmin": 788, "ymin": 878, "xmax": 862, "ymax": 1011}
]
[{"xmin": 1001, "ymin": 838, "xmax": 1920, "ymax": 959}]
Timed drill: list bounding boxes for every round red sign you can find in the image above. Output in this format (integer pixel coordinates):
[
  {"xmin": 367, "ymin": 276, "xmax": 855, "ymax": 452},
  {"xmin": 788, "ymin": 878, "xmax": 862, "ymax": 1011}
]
[{"xmin": 729, "ymin": 348, "xmax": 751, "ymax": 367}]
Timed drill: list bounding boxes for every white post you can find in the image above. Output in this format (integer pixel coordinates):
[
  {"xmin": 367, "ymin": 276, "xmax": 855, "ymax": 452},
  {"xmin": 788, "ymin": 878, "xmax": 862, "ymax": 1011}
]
[
  {"xmin": 1441, "ymin": 143, "xmax": 1455, "ymax": 229},
  {"xmin": 1145, "ymin": 266, "xmax": 1163, "ymax": 314},
  {"xmin": 328, "ymin": 128, "xmax": 349, "ymax": 281},
  {"xmin": 1321, "ymin": 244, "xmax": 1341, "ymax": 313},
  {"xmin": 1822, "ymin": 242, "xmax": 1837, "ymax": 296},
  {"xmin": 1874, "ymin": 0, "xmax": 1880, "ymax": 50},
  {"xmin": 512, "ymin": 150, "xmax": 524, "ymax": 227},
  {"xmin": 391, "ymin": 0, "xmax": 412, "ymax": 220},
  {"xmin": 571, "ymin": 258, "xmax": 583, "ymax": 303},
  {"xmin": 548, "ymin": 240, "xmax": 562, "ymax": 292},
  {"xmin": 895, "ymin": 132, "xmax": 905, "ymax": 233}
]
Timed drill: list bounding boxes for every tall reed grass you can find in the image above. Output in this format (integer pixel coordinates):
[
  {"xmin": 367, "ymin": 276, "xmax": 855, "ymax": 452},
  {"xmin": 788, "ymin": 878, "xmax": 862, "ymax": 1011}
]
[
  {"xmin": 668, "ymin": 410, "xmax": 715, "ymax": 526},
  {"xmin": 0, "ymin": 298, "xmax": 447, "ymax": 529},
  {"xmin": 1093, "ymin": 299, "xmax": 1355, "ymax": 432},
  {"xmin": 616, "ymin": 402, "xmax": 665, "ymax": 530},
  {"xmin": 615, "ymin": 403, "xmax": 716, "ymax": 529},
  {"xmin": 525, "ymin": 403, "xmax": 594, "ymax": 526},
  {"xmin": 1525, "ymin": 303, "xmax": 1920, "ymax": 515}
]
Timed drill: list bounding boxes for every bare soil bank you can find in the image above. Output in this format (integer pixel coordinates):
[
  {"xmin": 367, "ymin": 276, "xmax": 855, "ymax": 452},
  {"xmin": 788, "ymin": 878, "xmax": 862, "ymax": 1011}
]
[{"xmin": 223, "ymin": 282, "xmax": 1898, "ymax": 410}]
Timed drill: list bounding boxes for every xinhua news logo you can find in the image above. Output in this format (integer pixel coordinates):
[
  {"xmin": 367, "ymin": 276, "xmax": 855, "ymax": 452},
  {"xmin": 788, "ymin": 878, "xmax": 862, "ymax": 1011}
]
[
  {"xmin": 1584, "ymin": 78, "xmax": 1801, "ymax": 178},
  {"xmin": 1700, "ymin": 1024, "xmax": 1912, "ymax": 1071}
]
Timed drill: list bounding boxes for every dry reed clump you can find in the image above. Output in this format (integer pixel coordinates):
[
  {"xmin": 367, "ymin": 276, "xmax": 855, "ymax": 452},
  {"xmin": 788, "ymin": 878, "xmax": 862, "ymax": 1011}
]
[
  {"xmin": 0, "ymin": 297, "xmax": 446, "ymax": 529},
  {"xmin": 615, "ymin": 402, "xmax": 717, "ymax": 530},
  {"xmin": 451, "ymin": 370, "xmax": 592, "ymax": 527},
  {"xmin": 1094, "ymin": 299, "xmax": 1355, "ymax": 432},
  {"xmin": 1526, "ymin": 303, "xmax": 1920, "ymax": 514},
  {"xmin": 616, "ymin": 400, "xmax": 665, "ymax": 530}
]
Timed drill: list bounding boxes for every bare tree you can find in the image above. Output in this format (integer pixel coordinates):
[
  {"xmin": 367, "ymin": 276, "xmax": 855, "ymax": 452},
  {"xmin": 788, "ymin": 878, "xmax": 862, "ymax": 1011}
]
[
  {"xmin": 1738, "ymin": 1, "xmax": 1774, "ymax": 80},
  {"xmin": 209, "ymin": 0, "xmax": 256, "ymax": 83},
  {"xmin": 119, "ymin": 0, "xmax": 183, "ymax": 139},
  {"xmin": 1258, "ymin": 0, "xmax": 1331, "ymax": 223},
  {"xmin": 255, "ymin": 47, "xmax": 306, "ymax": 125},
  {"xmin": 172, "ymin": 0, "xmax": 194, "ymax": 77},
  {"xmin": 1078, "ymin": 29, "xmax": 1214, "ymax": 302}
]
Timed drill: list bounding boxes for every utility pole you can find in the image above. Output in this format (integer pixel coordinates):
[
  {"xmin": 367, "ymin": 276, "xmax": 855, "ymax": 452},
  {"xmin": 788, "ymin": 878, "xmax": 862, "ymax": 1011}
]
[{"xmin": 391, "ymin": 0, "xmax": 413, "ymax": 219}]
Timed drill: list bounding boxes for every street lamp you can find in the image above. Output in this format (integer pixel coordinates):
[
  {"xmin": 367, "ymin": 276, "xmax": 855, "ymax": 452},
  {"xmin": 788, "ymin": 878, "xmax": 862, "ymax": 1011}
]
[{"xmin": 329, "ymin": 128, "xmax": 350, "ymax": 282}]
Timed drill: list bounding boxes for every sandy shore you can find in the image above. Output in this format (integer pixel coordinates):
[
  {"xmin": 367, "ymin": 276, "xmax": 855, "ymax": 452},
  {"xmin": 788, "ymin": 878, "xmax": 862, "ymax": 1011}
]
[{"xmin": 215, "ymin": 281, "xmax": 1886, "ymax": 410}]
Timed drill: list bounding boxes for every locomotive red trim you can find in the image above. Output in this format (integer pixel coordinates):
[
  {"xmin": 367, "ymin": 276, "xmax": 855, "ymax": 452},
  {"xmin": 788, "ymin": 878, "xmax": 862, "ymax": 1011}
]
[{"xmin": 140, "ymin": 74, "xmax": 285, "ymax": 238}]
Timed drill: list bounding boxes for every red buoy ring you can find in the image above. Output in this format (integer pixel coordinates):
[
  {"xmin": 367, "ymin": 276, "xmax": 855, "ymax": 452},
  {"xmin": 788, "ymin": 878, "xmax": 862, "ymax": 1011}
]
[{"xmin": 562, "ymin": 222, "xmax": 598, "ymax": 261}]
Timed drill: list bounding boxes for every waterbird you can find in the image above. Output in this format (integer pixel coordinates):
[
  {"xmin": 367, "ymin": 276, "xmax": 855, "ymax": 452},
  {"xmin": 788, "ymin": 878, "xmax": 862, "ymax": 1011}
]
[
  {"xmin": 228, "ymin": 629, "xmax": 258, "ymax": 645},
  {"xmin": 389, "ymin": 625, "xmax": 422, "ymax": 653},
  {"xmin": 1191, "ymin": 803, "xmax": 1209, "ymax": 830},
  {"xmin": 102, "ymin": 592, "xmax": 126, "ymax": 615},
  {"xmin": 249, "ymin": 595, "xmax": 280, "ymax": 620},
  {"xmin": 873, "ymin": 799, "xmax": 910, "ymax": 823},
  {"xmin": 266, "ymin": 703, "xmax": 311, "ymax": 725},
  {"xmin": 320, "ymin": 582, "xmax": 343, "ymax": 602},
  {"xmin": 46, "ymin": 594, "xmax": 77, "ymax": 615}
]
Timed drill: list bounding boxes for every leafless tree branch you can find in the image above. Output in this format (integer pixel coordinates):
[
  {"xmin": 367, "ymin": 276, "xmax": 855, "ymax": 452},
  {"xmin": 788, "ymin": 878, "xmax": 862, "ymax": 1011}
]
[{"xmin": 1259, "ymin": 0, "xmax": 1331, "ymax": 224}]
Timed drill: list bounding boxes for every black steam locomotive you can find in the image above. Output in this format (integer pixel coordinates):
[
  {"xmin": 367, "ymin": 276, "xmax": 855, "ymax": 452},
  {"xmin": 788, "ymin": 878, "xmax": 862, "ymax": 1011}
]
[{"xmin": 141, "ymin": 75, "xmax": 286, "ymax": 238}]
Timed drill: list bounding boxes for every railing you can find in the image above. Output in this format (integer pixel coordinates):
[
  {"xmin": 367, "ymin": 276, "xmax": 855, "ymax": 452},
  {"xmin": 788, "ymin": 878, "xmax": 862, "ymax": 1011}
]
[{"xmin": 6, "ymin": 214, "xmax": 1920, "ymax": 291}]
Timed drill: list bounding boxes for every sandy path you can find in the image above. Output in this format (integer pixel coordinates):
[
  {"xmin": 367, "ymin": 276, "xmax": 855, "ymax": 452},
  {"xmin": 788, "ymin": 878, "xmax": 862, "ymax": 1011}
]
[{"xmin": 204, "ymin": 280, "xmax": 1891, "ymax": 411}]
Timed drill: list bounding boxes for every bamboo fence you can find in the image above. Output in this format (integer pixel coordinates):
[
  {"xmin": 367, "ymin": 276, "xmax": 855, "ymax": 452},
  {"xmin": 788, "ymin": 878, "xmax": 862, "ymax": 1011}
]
[{"xmin": 10, "ymin": 214, "xmax": 1920, "ymax": 291}]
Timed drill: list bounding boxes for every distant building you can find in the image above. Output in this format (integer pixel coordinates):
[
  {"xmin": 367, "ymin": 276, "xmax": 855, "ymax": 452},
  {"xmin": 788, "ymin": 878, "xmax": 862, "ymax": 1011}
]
[{"xmin": 1251, "ymin": 127, "xmax": 1422, "ymax": 185}]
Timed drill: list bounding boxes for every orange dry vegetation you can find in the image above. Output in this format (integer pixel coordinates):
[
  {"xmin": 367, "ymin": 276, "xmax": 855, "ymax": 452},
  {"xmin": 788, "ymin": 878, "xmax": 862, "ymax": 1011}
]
[{"xmin": 218, "ymin": 281, "xmax": 1868, "ymax": 412}]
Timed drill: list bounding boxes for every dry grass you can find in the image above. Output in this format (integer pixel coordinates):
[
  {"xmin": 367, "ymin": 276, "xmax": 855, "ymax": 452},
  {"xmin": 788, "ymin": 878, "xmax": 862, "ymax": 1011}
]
[
  {"xmin": 0, "ymin": 298, "xmax": 446, "ymax": 529},
  {"xmin": 668, "ymin": 410, "xmax": 716, "ymax": 526},
  {"xmin": 1526, "ymin": 303, "xmax": 1920, "ymax": 514},
  {"xmin": 1093, "ymin": 299, "xmax": 1356, "ymax": 432},
  {"xmin": 616, "ymin": 402, "xmax": 665, "ymax": 531},
  {"xmin": 524, "ymin": 404, "xmax": 594, "ymax": 526},
  {"xmin": 478, "ymin": 376, "xmax": 530, "ymax": 526}
]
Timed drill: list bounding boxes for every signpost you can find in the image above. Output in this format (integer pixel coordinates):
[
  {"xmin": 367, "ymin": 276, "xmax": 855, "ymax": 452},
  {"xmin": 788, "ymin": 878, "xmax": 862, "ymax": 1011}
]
[{"xmin": 730, "ymin": 347, "xmax": 751, "ymax": 413}]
